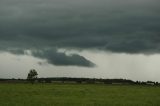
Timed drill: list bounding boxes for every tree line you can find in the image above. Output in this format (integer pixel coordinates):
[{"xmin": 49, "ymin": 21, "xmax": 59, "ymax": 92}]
[{"xmin": 0, "ymin": 69, "xmax": 159, "ymax": 86}]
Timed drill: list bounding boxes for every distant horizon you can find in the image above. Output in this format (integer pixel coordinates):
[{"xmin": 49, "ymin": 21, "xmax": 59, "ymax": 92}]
[{"xmin": 0, "ymin": 76, "xmax": 159, "ymax": 83}]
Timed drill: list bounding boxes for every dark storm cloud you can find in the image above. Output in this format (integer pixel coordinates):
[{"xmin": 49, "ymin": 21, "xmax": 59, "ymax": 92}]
[
  {"xmin": 0, "ymin": 0, "xmax": 160, "ymax": 65},
  {"xmin": 32, "ymin": 50, "xmax": 95, "ymax": 67},
  {"xmin": 5, "ymin": 48, "xmax": 95, "ymax": 67}
]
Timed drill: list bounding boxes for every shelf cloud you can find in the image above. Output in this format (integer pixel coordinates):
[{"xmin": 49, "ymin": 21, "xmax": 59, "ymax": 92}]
[{"xmin": 0, "ymin": 0, "xmax": 160, "ymax": 66}]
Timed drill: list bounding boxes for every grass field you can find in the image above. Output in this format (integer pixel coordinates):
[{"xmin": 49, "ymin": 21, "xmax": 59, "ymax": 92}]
[{"xmin": 0, "ymin": 83, "xmax": 160, "ymax": 106}]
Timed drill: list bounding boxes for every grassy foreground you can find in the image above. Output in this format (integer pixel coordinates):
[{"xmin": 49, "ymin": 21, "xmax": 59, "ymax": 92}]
[{"xmin": 0, "ymin": 83, "xmax": 160, "ymax": 106}]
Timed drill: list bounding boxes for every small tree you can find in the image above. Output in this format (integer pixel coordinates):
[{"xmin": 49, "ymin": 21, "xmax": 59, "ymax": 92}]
[{"xmin": 27, "ymin": 69, "xmax": 38, "ymax": 84}]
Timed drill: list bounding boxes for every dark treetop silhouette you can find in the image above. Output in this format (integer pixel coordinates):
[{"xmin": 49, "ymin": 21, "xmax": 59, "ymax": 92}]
[{"xmin": 27, "ymin": 69, "xmax": 38, "ymax": 84}]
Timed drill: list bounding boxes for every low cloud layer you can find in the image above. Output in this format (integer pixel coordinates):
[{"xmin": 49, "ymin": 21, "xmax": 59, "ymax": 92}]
[
  {"xmin": 32, "ymin": 50, "xmax": 95, "ymax": 67},
  {"xmin": 0, "ymin": 0, "xmax": 160, "ymax": 66},
  {"xmin": 6, "ymin": 49, "xmax": 95, "ymax": 67}
]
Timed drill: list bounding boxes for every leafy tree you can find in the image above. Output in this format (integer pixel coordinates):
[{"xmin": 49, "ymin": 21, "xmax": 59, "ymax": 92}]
[{"xmin": 27, "ymin": 69, "xmax": 38, "ymax": 84}]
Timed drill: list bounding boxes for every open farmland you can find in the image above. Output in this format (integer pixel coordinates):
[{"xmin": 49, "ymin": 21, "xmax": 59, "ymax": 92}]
[{"xmin": 0, "ymin": 83, "xmax": 160, "ymax": 106}]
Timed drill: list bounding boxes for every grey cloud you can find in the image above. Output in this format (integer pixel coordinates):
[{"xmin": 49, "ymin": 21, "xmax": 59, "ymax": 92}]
[
  {"xmin": 6, "ymin": 48, "xmax": 95, "ymax": 67},
  {"xmin": 31, "ymin": 50, "xmax": 95, "ymax": 67},
  {"xmin": 0, "ymin": 0, "xmax": 160, "ymax": 59}
]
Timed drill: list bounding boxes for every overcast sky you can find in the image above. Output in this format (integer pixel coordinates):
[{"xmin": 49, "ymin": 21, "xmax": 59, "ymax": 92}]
[{"xmin": 0, "ymin": 0, "xmax": 160, "ymax": 81}]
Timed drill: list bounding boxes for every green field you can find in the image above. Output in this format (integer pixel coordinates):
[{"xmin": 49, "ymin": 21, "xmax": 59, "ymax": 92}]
[{"xmin": 0, "ymin": 83, "xmax": 160, "ymax": 106}]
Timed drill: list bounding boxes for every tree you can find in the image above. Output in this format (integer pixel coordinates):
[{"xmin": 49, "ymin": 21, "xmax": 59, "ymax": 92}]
[{"xmin": 27, "ymin": 69, "xmax": 38, "ymax": 84}]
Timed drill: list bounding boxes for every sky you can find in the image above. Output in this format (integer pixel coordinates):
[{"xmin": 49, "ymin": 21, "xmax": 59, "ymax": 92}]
[{"xmin": 0, "ymin": 0, "xmax": 160, "ymax": 81}]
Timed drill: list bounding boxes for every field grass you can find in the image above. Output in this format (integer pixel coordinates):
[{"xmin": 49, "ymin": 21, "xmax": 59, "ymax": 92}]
[{"xmin": 0, "ymin": 83, "xmax": 160, "ymax": 106}]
